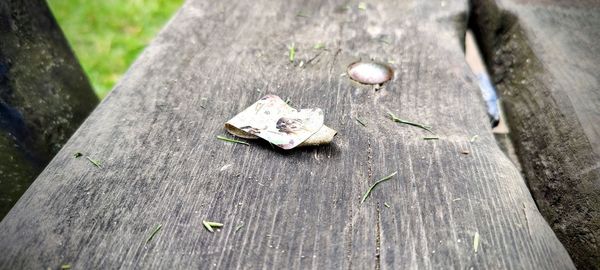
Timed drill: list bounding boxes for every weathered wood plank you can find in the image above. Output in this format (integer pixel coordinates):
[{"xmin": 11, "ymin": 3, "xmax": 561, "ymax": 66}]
[
  {"xmin": 0, "ymin": 0, "xmax": 99, "ymax": 218},
  {"xmin": 0, "ymin": 0, "xmax": 573, "ymax": 269},
  {"xmin": 469, "ymin": 0, "xmax": 600, "ymax": 267}
]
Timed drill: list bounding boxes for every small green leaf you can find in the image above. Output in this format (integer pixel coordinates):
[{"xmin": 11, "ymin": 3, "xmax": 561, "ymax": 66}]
[
  {"xmin": 358, "ymin": 2, "xmax": 367, "ymax": 10},
  {"xmin": 74, "ymin": 152, "xmax": 83, "ymax": 158},
  {"xmin": 384, "ymin": 203, "xmax": 391, "ymax": 208},
  {"xmin": 61, "ymin": 264, "xmax": 71, "ymax": 270}
]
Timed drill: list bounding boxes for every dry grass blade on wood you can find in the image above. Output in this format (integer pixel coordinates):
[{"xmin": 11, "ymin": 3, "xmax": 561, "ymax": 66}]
[
  {"xmin": 203, "ymin": 220, "xmax": 223, "ymax": 232},
  {"xmin": 206, "ymin": 221, "xmax": 223, "ymax": 227},
  {"xmin": 202, "ymin": 220, "xmax": 214, "ymax": 232},
  {"xmin": 360, "ymin": 171, "xmax": 398, "ymax": 204},
  {"xmin": 473, "ymin": 231, "xmax": 480, "ymax": 253},
  {"xmin": 355, "ymin": 117, "xmax": 367, "ymax": 127},
  {"xmin": 216, "ymin": 135, "xmax": 249, "ymax": 146},
  {"xmin": 146, "ymin": 224, "xmax": 162, "ymax": 243},
  {"xmin": 85, "ymin": 157, "xmax": 102, "ymax": 168},
  {"xmin": 388, "ymin": 112, "xmax": 433, "ymax": 133},
  {"xmin": 288, "ymin": 43, "xmax": 295, "ymax": 62}
]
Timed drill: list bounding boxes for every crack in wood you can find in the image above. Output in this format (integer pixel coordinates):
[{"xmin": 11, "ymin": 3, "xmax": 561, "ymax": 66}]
[
  {"xmin": 375, "ymin": 204, "xmax": 382, "ymax": 270},
  {"xmin": 305, "ymin": 51, "xmax": 322, "ymax": 66},
  {"xmin": 522, "ymin": 202, "xmax": 532, "ymax": 239},
  {"xmin": 367, "ymin": 138, "xmax": 373, "ymax": 181},
  {"xmin": 345, "ymin": 205, "xmax": 354, "ymax": 270},
  {"xmin": 330, "ymin": 48, "xmax": 342, "ymax": 75}
]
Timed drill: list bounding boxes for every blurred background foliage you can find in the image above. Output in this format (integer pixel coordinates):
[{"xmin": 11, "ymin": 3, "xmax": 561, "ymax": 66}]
[{"xmin": 48, "ymin": 0, "xmax": 184, "ymax": 98}]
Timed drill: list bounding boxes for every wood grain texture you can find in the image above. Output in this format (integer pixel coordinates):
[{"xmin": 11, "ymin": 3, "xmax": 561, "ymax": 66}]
[
  {"xmin": 469, "ymin": 0, "xmax": 600, "ymax": 267},
  {"xmin": 0, "ymin": 0, "xmax": 573, "ymax": 269}
]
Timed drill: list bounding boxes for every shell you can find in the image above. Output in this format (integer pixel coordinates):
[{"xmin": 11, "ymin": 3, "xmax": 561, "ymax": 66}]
[{"xmin": 347, "ymin": 61, "xmax": 393, "ymax": 85}]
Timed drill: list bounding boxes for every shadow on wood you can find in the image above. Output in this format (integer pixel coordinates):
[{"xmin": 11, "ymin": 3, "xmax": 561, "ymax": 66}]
[{"xmin": 0, "ymin": 0, "xmax": 98, "ymax": 219}]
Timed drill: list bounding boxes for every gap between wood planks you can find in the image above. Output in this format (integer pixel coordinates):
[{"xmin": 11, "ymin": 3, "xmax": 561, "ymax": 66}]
[{"xmin": 464, "ymin": 29, "xmax": 522, "ymax": 172}]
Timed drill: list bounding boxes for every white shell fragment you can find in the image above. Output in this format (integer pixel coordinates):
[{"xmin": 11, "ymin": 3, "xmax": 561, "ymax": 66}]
[
  {"xmin": 225, "ymin": 95, "xmax": 337, "ymax": 150},
  {"xmin": 347, "ymin": 61, "xmax": 393, "ymax": 85}
]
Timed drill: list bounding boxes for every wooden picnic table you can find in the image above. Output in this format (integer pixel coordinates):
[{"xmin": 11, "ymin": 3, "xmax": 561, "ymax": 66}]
[{"xmin": 4, "ymin": 0, "xmax": 599, "ymax": 268}]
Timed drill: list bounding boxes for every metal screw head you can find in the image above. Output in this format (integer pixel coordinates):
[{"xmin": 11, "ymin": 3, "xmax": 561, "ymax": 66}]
[{"xmin": 347, "ymin": 61, "xmax": 393, "ymax": 85}]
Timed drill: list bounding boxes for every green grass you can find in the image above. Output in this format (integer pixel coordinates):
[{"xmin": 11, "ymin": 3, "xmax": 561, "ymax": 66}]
[{"xmin": 48, "ymin": 0, "xmax": 184, "ymax": 98}]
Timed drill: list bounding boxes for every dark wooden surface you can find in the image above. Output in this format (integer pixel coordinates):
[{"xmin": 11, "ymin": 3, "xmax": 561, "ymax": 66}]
[
  {"xmin": 0, "ymin": 0, "xmax": 574, "ymax": 269},
  {"xmin": 0, "ymin": 0, "xmax": 98, "ymax": 218},
  {"xmin": 470, "ymin": 0, "xmax": 600, "ymax": 267}
]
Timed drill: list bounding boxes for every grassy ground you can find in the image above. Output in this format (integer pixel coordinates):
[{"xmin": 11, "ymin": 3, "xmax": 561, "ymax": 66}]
[{"xmin": 48, "ymin": 0, "xmax": 184, "ymax": 98}]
